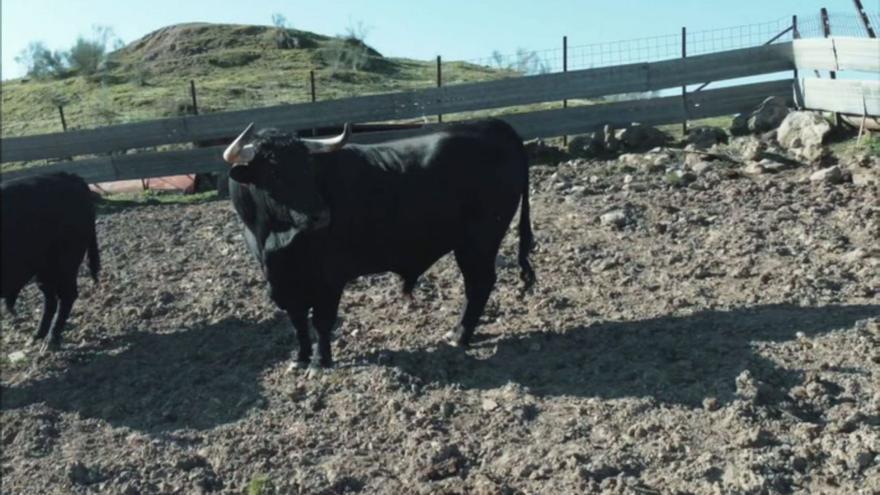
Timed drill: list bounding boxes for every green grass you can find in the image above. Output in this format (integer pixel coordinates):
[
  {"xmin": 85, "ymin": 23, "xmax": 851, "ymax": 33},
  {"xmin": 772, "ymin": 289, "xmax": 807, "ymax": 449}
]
[
  {"xmin": 247, "ymin": 474, "xmax": 269, "ymax": 495},
  {"xmin": 96, "ymin": 189, "xmax": 219, "ymax": 214}
]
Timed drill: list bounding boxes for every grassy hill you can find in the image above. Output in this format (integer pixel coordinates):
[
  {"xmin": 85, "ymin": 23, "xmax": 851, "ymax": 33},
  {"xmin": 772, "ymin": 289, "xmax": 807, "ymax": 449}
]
[{"xmin": 0, "ymin": 23, "xmax": 510, "ymax": 138}]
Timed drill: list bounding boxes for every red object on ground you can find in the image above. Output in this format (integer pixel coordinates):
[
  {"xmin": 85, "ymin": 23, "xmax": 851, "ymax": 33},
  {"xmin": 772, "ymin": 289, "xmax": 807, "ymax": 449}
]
[{"xmin": 90, "ymin": 175, "xmax": 196, "ymax": 195}]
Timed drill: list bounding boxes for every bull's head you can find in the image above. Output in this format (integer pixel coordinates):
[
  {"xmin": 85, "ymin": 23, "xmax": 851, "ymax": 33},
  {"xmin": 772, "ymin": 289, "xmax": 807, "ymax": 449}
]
[{"xmin": 223, "ymin": 123, "xmax": 352, "ymax": 227}]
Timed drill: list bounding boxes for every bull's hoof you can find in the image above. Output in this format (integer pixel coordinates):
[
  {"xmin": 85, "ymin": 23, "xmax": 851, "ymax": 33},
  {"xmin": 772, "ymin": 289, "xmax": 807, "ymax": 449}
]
[
  {"xmin": 285, "ymin": 360, "xmax": 311, "ymax": 373},
  {"xmin": 38, "ymin": 338, "xmax": 61, "ymax": 355},
  {"xmin": 443, "ymin": 327, "xmax": 470, "ymax": 348}
]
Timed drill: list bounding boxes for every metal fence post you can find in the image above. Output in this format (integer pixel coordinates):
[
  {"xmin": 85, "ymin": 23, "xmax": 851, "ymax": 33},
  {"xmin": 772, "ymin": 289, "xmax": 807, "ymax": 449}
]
[
  {"xmin": 57, "ymin": 105, "xmax": 68, "ymax": 132},
  {"xmin": 852, "ymin": 0, "xmax": 877, "ymax": 37},
  {"xmin": 190, "ymin": 80, "xmax": 199, "ymax": 115},
  {"xmin": 310, "ymin": 70, "xmax": 317, "ymax": 102},
  {"xmin": 820, "ymin": 8, "xmax": 836, "ymax": 80},
  {"xmin": 562, "ymin": 35, "xmax": 568, "ymax": 147},
  {"xmin": 681, "ymin": 26, "xmax": 688, "ymax": 137},
  {"xmin": 437, "ymin": 55, "xmax": 443, "ymax": 123}
]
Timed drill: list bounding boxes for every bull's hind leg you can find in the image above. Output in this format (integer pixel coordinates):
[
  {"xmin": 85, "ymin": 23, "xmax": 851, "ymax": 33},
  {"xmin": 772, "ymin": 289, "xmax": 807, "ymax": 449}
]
[
  {"xmin": 33, "ymin": 281, "xmax": 59, "ymax": 343},
  {"xmin": 42, "ymin": 275, "xmax": 78, "ymax": 353},
  {"xmin": 447, "ymin": 246, "xmax": 499, "ymax": 347}
]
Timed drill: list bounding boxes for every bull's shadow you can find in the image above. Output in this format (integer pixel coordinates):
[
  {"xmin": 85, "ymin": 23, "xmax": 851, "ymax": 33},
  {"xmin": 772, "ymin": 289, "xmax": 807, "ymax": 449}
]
[
  {"xmin": 1, "ymin": 317, "xmax": 291, "ymax": 433},
  {"xmin": 369, "ymin": 303, "xmax": 879, "ymax": 408}
]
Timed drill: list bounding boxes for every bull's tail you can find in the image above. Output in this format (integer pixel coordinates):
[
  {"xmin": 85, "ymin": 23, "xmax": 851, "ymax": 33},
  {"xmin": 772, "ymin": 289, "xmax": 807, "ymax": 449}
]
[{"xmin": 517, "ymin": 165, "xmax": 536, "ymax": 293}]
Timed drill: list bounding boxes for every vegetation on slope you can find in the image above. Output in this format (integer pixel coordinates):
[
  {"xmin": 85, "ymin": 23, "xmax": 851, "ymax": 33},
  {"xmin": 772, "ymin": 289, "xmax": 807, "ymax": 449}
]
[{"xmin": 1, "ymin": 23, "xmax": 510, "ymax": 138}]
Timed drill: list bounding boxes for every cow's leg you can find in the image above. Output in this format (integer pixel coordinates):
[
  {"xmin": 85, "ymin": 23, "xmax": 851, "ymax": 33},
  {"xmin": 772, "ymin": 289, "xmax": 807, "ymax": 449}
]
[
  {"xmin": 33, "ymin": 280, "xmax": 58, "ymax": 342},
  {"xmin": 449, "ymin": 247, "xmax": 498, "ymax": 347},
  {"xmin": 312, "ymin": 289, "xmax": 343, "ymax": 368}
]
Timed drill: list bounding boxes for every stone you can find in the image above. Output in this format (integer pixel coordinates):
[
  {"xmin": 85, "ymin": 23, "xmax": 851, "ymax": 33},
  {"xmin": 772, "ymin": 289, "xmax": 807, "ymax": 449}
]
[
  {"xmin": 730, "ymin": 96, "xmax": 790, "ymax": 135},
  {"xmin": 809, "ymin": 166, "xmax": 843, "ymax": 184},
  {"xmin": 690, "ymin": 161, "xmax": 714, "ymax": 176},
  {"xmin": 8, "ymin": 350, "xmax": 27, "ymax": 364},
  {"xmin": 481, "ymin": 398, "xmax": 499, "ymax": 412},
  {"xmin": 615, "ymin": 125, "xmax": 671, "ymax": 151},
  {"xmin": 743, "ymin": 162, "xmax": 766, "ymax": 175},
  {"xmin": 777, "ymin": 111, "xmax": 832, "ymax": 150},
  {"xmin": 524, "ymin": 139, "xmax": 568, "ymax": 165},
  {"xmin": 686, "ymin": 126, "xmax": 728, "ymax": 149},
  {"xmin": 599, "ymin": 210, "xmax": 628, "ymax": 228}
]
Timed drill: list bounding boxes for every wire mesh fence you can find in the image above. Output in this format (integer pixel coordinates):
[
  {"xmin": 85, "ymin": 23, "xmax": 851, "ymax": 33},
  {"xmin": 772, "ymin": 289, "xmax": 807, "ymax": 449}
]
[{"xmin": 2, "ymin": 12, "xmax": 877, "ymax": 138}]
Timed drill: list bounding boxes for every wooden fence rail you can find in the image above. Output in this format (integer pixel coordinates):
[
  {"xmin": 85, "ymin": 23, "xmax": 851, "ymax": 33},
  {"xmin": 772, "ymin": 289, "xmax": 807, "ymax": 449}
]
[
  {"xmin": 1, "ymin": 36, "xmax": 877, "ymax": 185},
  {"xmin": 0, "ymin": 42, "xmax": 796, "ymax": 164},
  {"xmin": 0, "ymin": 80, "xmax": 794, "ymax": 184}
]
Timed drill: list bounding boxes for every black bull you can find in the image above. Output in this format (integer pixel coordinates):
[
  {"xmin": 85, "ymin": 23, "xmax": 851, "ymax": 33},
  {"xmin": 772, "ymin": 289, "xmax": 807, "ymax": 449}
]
[
  {"xmin": 1, "ymin": 172, "xmax": 100, "ymax": 352},
  {"xmin": 226, "ymin": 118, "xmax": 535, "ymax": 367}
]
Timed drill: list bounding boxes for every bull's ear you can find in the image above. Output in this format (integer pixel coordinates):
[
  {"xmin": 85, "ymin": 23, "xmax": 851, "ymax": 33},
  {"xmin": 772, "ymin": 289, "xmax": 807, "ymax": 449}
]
[{"xmin": 229, "ymin": 165, "xmax": 255, "ymax": 184}]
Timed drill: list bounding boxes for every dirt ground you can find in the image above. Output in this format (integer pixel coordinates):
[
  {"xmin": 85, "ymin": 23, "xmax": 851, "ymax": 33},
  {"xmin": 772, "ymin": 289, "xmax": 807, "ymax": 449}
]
[{"xmin": 1, "ymin": 145, "xmax": 878, "ymax": 494}]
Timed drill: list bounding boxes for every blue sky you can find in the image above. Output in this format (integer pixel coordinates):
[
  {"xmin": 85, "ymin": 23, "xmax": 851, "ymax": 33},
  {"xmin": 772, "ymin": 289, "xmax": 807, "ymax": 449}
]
[{"xmin": 0, "ymin": 0, "xmax": 872, "ymax": 80}]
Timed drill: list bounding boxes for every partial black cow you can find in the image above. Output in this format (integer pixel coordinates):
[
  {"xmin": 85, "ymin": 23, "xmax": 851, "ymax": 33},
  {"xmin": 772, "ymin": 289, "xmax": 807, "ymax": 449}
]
[
  {"xmin": 1, "ymin": 172, "xmax": 100, "ymax": 351},
  {"xmin": 224, "ymin": 118, "xmax": 535, "ymax": 367}
]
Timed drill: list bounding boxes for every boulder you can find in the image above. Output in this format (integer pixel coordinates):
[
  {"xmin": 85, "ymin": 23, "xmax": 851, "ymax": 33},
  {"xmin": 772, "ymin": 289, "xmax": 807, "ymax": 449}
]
[
  {"xmin": 686, "ymin": 126, "xmax": 728, "ymax": 149},
  {"xmin": 567, "ymin": 133, "xmax": 603, "ymax": 158},
  {"xmin": 777, "ymin": 111, "xmax": 832, "ymax": 150},
  {"xmin": 615, "ymin": 125, "xmax": 671, "ymax": 151},
  {"xmin": 730, "ymin": 96, "xmax": 790, "ymax": 136},
  {"xmin": 524, "ymin": 139, "xmax": 568, "ymax": 165},
  {"xmin": 809, "ymin": 165, "xmax": 844, "ymax": 184}
]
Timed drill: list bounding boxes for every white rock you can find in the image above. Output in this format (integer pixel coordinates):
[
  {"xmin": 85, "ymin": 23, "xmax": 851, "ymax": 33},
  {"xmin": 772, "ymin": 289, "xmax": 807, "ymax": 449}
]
[
  {"xmin": 809, "ymin": 166, "xmax": 843, "ymax": 184},
  {"xmin": 600, "ymin": 210, "xmax": 628, "ymax": 228},
  {"xmin": 691, "ymin": 161, "xmax": 713, "ymax": 175},
  {"xmin": 482, "ymin": 398, "xmax": 499, "ymax": 412},
  {"xmin": 8, "ymin": 350, "xmax": 27, "ymax": 364}
]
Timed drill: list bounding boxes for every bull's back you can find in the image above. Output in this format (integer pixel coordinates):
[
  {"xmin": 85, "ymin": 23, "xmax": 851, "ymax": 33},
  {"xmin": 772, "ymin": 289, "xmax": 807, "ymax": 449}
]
[
  {"xmin": 1, "ymin": 173, "xmax": 95, "ymax": 291},
  {"xmin": 324, "ymin": 120, "xmax": 526, "ymax": 276}
]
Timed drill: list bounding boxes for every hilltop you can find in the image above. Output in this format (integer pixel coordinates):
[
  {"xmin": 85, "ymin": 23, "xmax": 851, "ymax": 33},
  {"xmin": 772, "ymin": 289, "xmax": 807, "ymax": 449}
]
[{"xmin": 0, "ymin": 23, "xmax": 506, "ymax": 138}]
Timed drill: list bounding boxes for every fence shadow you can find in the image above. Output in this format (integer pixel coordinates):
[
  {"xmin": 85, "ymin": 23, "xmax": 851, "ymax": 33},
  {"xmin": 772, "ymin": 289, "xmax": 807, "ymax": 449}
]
[
  {"xmin": 368, "ymin": 303, "xmax": 879, "ymax": 408},
  {"xmin": 1, "ymin": 316, "xmax": 292, "ymax": 433}
]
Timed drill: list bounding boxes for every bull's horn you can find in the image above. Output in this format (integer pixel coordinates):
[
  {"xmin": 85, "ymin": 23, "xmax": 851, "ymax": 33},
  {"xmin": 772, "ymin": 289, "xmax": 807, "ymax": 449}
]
[
  {"xmin": 223, "ymin": 123, "xmax": 256, "ymax": 164},
  {"xmin": 301, "ymin": 123, "xmax": 351, "ymax": 153}
]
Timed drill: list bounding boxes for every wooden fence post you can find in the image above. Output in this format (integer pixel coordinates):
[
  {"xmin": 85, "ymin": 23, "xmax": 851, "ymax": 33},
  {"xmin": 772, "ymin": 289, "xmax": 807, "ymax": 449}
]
[
  {"xmin": 681, "ymin": 26, "xmax": 688, "ymax": 137},
  {"xmin": 437, "ymin": 56, "xmax": 443, "ymax": 123},
  {"xmin": 562, "ymin": 35, "xmax": 568, "ymax": 147},
  {"xmin": 190, "ymin": 80, "xmax": 199, "ymax": 115},
  {"xmin": 57, "ymin": 105, "xmax": 68, "ymax": 132}
]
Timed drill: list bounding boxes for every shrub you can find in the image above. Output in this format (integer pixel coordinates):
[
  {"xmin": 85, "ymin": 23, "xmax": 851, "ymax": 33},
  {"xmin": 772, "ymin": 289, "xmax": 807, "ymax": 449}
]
[
  {"xmin": 490, "ymin": 48, "xmax": 550, "ymax": 76},
  {"xmin": 66, "ymin": 37, "xmax": 106, "ymax": 75},
  {"xmin": 15, "ymin": 41, "xmax": 66, "ymax": 79}
]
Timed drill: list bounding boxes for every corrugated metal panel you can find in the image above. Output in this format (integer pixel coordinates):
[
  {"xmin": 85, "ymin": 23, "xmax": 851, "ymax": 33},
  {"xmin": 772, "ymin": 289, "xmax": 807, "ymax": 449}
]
[
  {"xmin": 833, "ymin": 38, "xmax": 880, "ymax": 72},
  {"xmin": 801, "ymin": 78, "xmax": 880, "ymax": 115}
]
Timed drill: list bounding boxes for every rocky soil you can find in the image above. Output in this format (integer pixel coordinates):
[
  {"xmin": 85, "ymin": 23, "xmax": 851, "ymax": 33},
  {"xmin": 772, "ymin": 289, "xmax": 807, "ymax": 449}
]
[{"xmin": 2, "ymin": 141, "xmax": 879, "ymax": 494}]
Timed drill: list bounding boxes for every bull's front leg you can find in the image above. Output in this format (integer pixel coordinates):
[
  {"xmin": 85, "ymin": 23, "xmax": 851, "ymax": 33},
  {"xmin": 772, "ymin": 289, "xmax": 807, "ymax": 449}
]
[
  {"xmin": 288, "ymin": 309, "xmax": 312, "ymax": 367},
  {"xmin": 312, "ymin": 288, "xmax": 343, "ymax": 368},
  {"xmin": 268, "ymin": 282, "xmax": 313, "ymax": 368}
]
